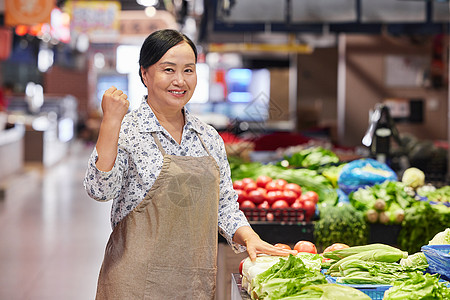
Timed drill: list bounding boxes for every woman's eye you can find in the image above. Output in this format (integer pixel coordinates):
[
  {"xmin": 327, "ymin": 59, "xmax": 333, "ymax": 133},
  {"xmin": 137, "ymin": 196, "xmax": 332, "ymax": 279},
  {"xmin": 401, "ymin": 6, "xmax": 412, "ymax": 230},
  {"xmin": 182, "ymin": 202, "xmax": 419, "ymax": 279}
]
[
  {"xmin": 165, "ymin": 68, "xmax": 174, "ymax": 72},
  {"xmin": 184, "ymin": 69, "xmax": 194, "ymax": 73}
]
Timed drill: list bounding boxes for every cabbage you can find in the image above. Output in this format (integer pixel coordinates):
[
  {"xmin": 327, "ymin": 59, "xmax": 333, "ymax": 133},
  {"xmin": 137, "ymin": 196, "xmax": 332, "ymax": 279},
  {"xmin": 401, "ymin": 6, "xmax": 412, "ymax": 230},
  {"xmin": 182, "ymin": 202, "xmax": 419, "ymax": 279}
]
[
  {"xmin": 401, "ymin": 167, "xmax": 425, "ymax": 189},
  {"xmin": 428, "ymin": 228, "xmax": 450, "ymax": 245},
  {"xmin": 400, "ymin": 252, "xmax": 428, "ymax": 269}
]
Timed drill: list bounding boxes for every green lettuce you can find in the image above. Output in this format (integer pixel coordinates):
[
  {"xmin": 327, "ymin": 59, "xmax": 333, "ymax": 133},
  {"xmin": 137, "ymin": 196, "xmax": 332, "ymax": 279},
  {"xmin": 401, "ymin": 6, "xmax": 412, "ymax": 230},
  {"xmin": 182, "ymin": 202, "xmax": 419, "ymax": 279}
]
[
  {"xmin": 251, "ymin": 255, "xmax": 327, "ymax": 299},
  {"xmin": 383, "ymin": 273, "xmax": 450, "ymax": 300},
  {"xmin": 429, "ymin": 228, "xmax": 450, "ymax": 245}
]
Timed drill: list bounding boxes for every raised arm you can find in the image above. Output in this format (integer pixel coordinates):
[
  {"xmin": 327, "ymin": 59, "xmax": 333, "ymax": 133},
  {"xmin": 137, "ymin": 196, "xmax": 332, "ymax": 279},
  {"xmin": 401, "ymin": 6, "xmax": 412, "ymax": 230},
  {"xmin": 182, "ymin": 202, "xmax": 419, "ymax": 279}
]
[{"xmin": 95, "ymin": 86, "xmax": 130, "ymax": 172}]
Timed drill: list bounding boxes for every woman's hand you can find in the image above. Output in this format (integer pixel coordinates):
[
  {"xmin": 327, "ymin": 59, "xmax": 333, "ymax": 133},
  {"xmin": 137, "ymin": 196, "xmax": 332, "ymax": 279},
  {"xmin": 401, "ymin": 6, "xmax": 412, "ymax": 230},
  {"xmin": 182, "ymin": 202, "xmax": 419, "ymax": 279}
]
[
  {"xmin": 101, "ymin": 86, "xmax": 129, "ymax": 124},
  {"xmin": 95, "ymin": 86, "xmax": 129, "ymax": 172},
  {"xmin": 233, "ymin": 226, "xmax": 297, "ymax": 262}
]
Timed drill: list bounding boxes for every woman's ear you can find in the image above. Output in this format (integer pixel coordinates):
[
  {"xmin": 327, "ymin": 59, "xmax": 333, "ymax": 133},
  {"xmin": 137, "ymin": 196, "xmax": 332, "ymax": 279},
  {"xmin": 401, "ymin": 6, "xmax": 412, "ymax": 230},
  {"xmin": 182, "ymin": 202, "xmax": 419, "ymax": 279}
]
[{"xmin": 140, "ymin": 66, "xmax": 148, "ymax": 87}]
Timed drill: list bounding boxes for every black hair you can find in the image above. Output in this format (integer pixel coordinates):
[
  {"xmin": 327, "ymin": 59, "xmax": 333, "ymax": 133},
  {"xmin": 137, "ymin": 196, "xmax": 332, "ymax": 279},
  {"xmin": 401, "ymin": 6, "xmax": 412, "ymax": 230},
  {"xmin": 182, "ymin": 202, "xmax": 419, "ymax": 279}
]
[{"xmin": 138, "ymin": 29, "xmax": 197, "ymax": 87}]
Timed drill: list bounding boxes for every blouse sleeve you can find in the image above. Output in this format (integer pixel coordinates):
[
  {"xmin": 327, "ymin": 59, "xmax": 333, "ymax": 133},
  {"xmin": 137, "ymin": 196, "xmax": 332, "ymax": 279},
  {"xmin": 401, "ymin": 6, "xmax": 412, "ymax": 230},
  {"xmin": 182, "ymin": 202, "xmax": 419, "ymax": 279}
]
[
  {"xmin": 212, "ymin": 130, "xmax": 250, "ymax": 254},
  {"xmin": 83, "ymin": 126, "xmax": 129, "ymax": 202}
]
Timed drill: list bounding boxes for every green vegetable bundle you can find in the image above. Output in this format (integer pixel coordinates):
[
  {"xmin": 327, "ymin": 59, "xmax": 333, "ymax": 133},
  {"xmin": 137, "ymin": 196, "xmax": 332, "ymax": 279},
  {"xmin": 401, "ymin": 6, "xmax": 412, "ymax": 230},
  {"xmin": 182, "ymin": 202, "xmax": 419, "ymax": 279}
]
[
  {"xmin": 349, "ymin": 181, "xmax": 415, "ymax": 225},
  {"xmin": 250, "ymin": 255, "xmax": 371, "ymax": 300},
  {"xmin": 314, "ymin": 203, "xmax": 368, "ymax": 250},
  {"xmin": 271, "ymin": 284, "xmax": 371, "ymax": 300},
  {"xmin": 383, "ymin": 273, "xmax": 450, "ymax": 300},
  {"xmin": 251, "ymin": 255, "xmax": 327, "ymax": 300},
  {"xmin": 323, "ymin": 243, "xmax": 428, "ymax": 285},
  {"xmin": 417, "ymin": 185, "xmax": 450, "ymax": 205},
  {"xmin": 281, "ymin": 146, "xmax": 340, "ymax": 170},
  {"xmin": 398, "ymin": 201, "xmax": 450, "ymax": 253}
]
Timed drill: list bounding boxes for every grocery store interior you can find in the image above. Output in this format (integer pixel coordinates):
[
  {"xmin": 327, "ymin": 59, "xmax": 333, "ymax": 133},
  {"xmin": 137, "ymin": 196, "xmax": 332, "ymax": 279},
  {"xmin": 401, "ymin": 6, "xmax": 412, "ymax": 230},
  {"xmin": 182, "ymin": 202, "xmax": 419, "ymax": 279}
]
[{"xmin": 0, "ymin": 1, "xmax": 449, "ymax": 299}]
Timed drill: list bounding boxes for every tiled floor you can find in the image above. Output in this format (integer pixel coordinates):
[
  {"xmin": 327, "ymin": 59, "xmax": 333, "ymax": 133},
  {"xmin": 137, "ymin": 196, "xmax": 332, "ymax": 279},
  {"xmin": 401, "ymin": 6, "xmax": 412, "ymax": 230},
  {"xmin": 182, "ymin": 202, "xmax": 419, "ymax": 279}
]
[{"xmin": 0, "ymin": 141, "xmax": 112, "ymax": 300}]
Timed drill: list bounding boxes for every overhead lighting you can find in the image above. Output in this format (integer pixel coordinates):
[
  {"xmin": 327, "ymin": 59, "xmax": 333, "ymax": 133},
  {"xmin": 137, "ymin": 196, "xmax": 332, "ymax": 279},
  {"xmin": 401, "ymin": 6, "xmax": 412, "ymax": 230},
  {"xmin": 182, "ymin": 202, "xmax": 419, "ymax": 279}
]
[
  {"xmin": 145, "ymin": 6, "xmax": 157, "ymax": 17},
  {"xmin": 136, "ymin": 0, "xmax": 158, "ymax": 7}
]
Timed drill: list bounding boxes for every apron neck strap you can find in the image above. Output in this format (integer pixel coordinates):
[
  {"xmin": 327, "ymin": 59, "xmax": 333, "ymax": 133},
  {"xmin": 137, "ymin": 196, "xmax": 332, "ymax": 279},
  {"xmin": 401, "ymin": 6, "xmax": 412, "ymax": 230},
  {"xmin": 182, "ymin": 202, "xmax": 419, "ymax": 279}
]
[{"xmin": 151, "ymin": 132, "xmax": 167, "ymax": 155}]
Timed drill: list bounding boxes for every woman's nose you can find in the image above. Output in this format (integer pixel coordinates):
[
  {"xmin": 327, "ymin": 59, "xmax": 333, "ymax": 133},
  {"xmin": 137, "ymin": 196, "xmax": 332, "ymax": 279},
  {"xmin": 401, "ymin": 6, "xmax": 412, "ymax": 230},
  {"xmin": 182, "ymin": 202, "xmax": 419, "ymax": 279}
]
[{"xmin": 172, "ymin": 72, "xmax": 185, "ymax": 86}]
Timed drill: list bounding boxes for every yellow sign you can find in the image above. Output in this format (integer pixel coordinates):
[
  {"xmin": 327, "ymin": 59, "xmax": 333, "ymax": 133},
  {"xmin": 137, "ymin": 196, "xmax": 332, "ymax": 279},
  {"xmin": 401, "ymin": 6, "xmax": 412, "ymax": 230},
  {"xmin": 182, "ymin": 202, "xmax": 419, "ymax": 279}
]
[{"xmin": 5, "ymin": 0, "xmax": 55, "ymax": 26}]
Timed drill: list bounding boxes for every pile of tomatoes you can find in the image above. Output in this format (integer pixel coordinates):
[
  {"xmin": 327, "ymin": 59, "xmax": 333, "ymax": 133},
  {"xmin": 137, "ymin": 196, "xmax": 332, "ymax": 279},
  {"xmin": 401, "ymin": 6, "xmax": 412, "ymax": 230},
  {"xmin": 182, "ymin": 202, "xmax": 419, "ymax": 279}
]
[
  {"xmin": 239, "ymin": 241, "xmax": 350, "ymax": 275},
  {"xmin": 233, "ymin": 175, "xmax": 319, "ymax": 222}
]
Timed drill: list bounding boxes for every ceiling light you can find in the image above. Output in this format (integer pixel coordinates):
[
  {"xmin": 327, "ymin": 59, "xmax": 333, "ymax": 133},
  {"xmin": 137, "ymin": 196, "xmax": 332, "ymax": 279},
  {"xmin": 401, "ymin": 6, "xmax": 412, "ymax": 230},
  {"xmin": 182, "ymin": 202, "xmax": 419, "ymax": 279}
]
[
  {"xmin": 137, "ymin": 0, "xmax": 158, "ymax": 7},
  {"xmin": 145, "ymin": 6, "xmax": 157, "ymax": 17}
]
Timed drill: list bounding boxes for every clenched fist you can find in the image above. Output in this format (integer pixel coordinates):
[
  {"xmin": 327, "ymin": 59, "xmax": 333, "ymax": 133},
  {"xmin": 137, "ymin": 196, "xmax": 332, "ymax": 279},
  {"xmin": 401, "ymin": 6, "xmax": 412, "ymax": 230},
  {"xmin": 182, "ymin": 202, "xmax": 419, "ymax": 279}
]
[{"xmin": 101, "ymin": 86, "xmax": 130, "ymax": 123}]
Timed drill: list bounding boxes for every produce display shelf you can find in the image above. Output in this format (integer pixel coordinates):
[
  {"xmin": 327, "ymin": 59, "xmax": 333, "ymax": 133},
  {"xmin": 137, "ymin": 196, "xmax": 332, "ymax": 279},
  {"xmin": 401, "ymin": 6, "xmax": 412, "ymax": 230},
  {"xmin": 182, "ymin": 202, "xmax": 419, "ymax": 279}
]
[
  {"xmin": 326, "ymin": 276, "xmax": 391, "ymax": 300},
  {"xmin": 231, "ymin": 273, "xmax": 250, "ymax": 300}
]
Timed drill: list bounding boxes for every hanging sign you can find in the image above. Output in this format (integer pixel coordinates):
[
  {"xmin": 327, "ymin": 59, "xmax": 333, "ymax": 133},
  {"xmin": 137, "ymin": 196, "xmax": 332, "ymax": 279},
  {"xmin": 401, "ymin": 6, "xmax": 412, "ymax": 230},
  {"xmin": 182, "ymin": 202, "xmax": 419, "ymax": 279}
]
[
  {"xmin": 65, "ymin": 1, "xmax": 121, "ymax": 42},
  {"xmin": 5, "ymin": 0, "xmax": 55, "ymax": 26}
]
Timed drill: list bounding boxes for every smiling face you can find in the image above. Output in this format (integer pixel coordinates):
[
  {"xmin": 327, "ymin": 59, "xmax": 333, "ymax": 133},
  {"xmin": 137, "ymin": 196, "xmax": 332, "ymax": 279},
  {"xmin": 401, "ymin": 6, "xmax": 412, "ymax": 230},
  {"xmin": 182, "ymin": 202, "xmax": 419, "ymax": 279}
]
[{"xmin": 140, "ymin": 42, "xmax": 197, "ymax": 114}]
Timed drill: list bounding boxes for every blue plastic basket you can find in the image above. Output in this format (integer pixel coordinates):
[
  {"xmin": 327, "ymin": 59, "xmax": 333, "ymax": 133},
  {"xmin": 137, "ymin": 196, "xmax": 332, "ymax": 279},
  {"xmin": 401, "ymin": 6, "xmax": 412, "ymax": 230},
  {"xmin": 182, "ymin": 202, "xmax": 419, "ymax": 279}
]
[
  {"xmin": 421, "ymin": 245, "xmax": 450, "ymax": 281},
  {"xmin": 326, "ymin": 275, "xmax": 391, "ymax": 300}
]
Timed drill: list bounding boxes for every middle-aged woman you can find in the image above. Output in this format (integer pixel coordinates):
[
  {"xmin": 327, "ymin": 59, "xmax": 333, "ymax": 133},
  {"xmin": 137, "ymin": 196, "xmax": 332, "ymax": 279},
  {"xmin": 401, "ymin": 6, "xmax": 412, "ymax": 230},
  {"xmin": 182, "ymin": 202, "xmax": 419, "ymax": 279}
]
[{"xmin": 84, "ymin": 29, "xmax": 296, "ymax": 299}]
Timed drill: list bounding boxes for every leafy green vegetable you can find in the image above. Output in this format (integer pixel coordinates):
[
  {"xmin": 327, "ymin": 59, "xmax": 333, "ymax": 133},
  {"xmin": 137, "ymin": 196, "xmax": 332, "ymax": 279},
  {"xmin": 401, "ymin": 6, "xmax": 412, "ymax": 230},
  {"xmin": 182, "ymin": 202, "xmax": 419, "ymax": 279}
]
[
  {"xmin": 383, "ymin": 273, "xmax": 450, "ymax": 300},
  {"xmin": 335, "ymin": 259, "xmax": 425, "ymax": 285},
  {"xmin": 321, "ymin": 164, "xmax": 346, "ymax": 188},
  {"xmin": 281, "ymin": 147, "xmax": 340, "ymax": 170},
  {"xmin": 314, "ymin": 203, "xmax": 368, "ymax": 250},
  {"xmin": 251, "ymin": 255, "xmax": 327, "ymax": 300},
  {"xmin": 429, "ymin": 228, "xmax": 450, "ymax": 245},
  {"xmin": 398, "ymin": 201, "xmax": 450, "ymax": 253},
  {"xmin": 417, "ymin": 186, "xmax": 450, "ymax": 205},
  {"xmin": 327, "ymin": 247, "xmax": 408, "ymax": 274},
  {"xmin": 400, "ymin": 252, "xmax": 429, "ymax": 269},
  {"xmin": 272, "ymin": 284, "xmax": 371, "ymax": 300},
  {"xmin": 349, "ymin": 181, "xmax": 415, "ymax": 213}
]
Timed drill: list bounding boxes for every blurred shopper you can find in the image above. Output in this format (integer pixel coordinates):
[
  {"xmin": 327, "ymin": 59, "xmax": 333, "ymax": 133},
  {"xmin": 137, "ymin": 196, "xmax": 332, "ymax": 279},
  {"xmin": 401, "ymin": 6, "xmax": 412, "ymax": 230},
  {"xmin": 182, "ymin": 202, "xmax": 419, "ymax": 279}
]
[{"xmin": 84, "ymin": 29, "xmax": 296, "ymax": 299}]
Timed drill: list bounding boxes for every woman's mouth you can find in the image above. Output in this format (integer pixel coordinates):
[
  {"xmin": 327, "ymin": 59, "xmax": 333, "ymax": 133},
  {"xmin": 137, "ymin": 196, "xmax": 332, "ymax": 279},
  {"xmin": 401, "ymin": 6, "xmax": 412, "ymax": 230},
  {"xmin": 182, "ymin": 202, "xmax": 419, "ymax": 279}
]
[{"xmin": 169, "ymin": 90, "xmax": 186, "ymax": 95}]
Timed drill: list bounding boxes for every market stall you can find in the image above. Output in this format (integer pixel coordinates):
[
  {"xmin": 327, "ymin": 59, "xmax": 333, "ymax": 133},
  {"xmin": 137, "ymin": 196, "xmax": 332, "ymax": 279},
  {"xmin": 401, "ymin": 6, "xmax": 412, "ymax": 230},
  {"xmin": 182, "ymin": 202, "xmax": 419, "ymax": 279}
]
[{"xmin": 224, "ymin": 139, "xmax": 449, "ymax": 299}]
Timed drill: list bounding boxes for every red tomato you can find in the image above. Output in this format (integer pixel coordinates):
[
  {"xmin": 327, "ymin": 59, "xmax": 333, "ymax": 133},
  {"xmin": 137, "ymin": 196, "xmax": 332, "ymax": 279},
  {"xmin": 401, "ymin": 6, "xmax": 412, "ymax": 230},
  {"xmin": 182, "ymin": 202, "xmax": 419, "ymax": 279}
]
[
  {"xmin": 244, "ymin": 181, "xmax": 258, "ymax": 193},
  {"xmin": 236, "ymin": 189, "xmax": 247, "ymax": 204},
  {"xmin": 239, "ymin": 258, "xmax": 246, "ymax": 275},
  {"xmin": 274, "ymin": 243, "xmax": 292, "ymax": 250},
  {"xmin": 233, "ymin": 180, "xmax": 245, "ymax": 190},
  {"xmin": 266, "ymin": 190, "xmax": 283, "ymax": 205},
  {"xmin": 257, "ymin": 201, "xmax": 270, "ymax": 209},
  {"xmin": 248, "ymin": 189, "xmax": 266, "ymax": 205},
  {"xmin": 324, "ymin": 243, "xmax": 350, "ymax": 253},
  {"xmin": 266, "ymin": 212, "xmax": 275, "ymax": 221},
  {"xmin": 302, "ymin": 200, "xmax": 316, "ymax": 220},
  {"xmin": 284, "ymin": 183, "xmax": 302, "ymax": 197},
  {"xmin": 274, "ymin": 179, "xmax": 287, "ymax": 190},
  {"xmin": 242, "ymin": 178, "xmax": 255, "ymax": 186},
  {"xmin": 240, "ymin": 200, "xmax": 256, "ymax": 209},
  {"xmin": 291, "ymin": 200, "xmax": 303, "ymax": 209},
  {"xmin": 265, "ymin": 181, "xmax": 279, "ymax": 192},
  {"xmin": 271, "ymin": 199, "xmax": 289, "ymax": 209},
  {"xmin": 301, "ymin": 191, "xmax": 319, "ymax": 204},
  {"xmin": 282, "ymin": 190, "xmax": 298, "ymax": 205},
  {"xmin": 256, "ymin": 175, "xmax": 272, "ymax": 188},
  {"xmin": 294, "ymin": 241, "xmax": 317, "ymax": 254}
]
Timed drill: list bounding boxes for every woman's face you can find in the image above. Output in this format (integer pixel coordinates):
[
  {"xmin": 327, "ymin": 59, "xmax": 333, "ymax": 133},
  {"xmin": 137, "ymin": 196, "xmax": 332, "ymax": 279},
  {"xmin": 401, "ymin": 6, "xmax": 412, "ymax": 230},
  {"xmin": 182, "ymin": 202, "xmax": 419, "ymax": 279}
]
[{"xmin": 141, "ymin": 42, "xmax": 197, "ymax": 113}]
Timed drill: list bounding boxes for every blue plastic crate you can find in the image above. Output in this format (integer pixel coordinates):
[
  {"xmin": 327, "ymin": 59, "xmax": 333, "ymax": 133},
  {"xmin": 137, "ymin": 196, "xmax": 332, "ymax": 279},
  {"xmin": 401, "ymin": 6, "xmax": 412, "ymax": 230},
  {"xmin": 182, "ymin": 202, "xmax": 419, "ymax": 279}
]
[
  {"xmin": 421, "ymin": 245, "xmax": 450, "ymax": 281},
  {"xmin": 326, "ymin": 275, "xmax": 391, "ymax": 300}
]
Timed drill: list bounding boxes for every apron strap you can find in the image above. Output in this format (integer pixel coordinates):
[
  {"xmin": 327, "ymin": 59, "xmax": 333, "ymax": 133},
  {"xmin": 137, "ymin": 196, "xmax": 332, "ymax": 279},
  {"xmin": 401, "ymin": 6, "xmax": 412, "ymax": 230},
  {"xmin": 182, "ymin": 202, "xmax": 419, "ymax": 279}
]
[
  {"xmin": 151, "ymin": 132, "xmax": 167, "ymax": 155},
  {"xmin": 197, "ymin": 134, "xmax": 214, "ymax": 157}
]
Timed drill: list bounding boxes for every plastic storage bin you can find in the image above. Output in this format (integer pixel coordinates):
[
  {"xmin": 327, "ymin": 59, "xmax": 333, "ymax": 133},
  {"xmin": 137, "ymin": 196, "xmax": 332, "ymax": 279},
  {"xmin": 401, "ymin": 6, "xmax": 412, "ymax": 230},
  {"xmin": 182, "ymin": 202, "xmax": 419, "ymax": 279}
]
[{"xmin": 421, "ymin": 244, "xmax": 450, "ymax": 281}]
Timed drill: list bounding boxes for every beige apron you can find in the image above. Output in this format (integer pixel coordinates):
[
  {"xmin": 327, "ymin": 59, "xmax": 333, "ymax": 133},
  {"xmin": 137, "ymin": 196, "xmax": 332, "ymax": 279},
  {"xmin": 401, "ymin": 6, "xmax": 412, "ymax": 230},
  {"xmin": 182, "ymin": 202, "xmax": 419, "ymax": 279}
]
[{"xmin": 96, "ymin": 132, "xmax": 220, "ymax": 299}]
